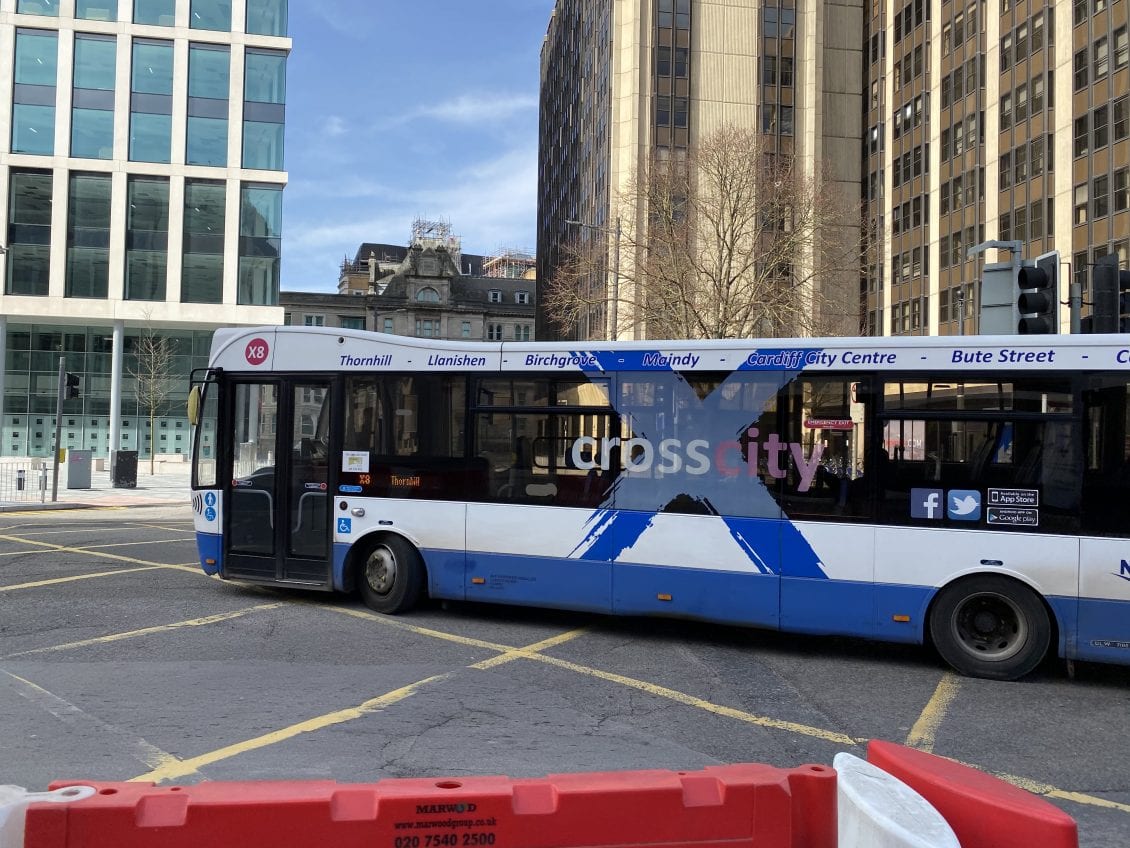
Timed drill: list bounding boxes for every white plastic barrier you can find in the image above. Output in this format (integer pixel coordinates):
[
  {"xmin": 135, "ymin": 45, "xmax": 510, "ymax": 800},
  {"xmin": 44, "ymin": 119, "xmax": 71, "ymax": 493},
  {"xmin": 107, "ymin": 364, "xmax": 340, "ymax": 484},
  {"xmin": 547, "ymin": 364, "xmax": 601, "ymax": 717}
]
[
  {"xmin": 0, "ymin": 786, "xmax": 95, "ymax": 848},
  {"xmin": 834, "ymin": 753, "xmax": 961, "ymax": 848}
]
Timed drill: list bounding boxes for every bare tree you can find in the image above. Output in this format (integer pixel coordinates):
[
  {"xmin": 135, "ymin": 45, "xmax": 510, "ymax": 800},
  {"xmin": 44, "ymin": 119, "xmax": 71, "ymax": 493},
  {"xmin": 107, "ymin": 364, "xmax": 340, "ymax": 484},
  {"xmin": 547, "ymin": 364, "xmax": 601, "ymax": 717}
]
[
  {"xmin": 129, "ymin": 327, "xmax": 177, "ymax": 475},
  {"xmin": 544, "ymin": 125, "xmax": 863, "ymax": 340}
]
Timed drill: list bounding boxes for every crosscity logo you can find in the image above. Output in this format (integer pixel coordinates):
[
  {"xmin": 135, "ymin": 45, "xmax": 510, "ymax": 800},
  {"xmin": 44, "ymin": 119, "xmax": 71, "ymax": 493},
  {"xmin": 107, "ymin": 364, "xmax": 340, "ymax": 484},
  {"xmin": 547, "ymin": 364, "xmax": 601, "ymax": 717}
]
[{"xmin": 911, "ymin": 488, "xmax": 944, "ymax": 520}]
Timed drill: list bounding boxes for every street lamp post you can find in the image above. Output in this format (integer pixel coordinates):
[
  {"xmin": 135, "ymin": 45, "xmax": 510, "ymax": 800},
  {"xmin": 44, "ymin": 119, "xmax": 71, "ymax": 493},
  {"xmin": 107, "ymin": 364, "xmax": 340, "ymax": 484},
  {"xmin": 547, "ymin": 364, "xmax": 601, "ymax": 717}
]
[{"xmin": 565, "ymin": 217, "xmax": 621, "ymax": 341}]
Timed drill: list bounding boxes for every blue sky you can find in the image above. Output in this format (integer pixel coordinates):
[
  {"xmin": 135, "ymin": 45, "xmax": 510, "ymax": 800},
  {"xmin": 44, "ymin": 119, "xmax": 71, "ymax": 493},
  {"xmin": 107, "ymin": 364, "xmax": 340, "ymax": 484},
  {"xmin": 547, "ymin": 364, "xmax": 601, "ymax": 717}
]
[{"xmin": 282, "ymin": 0, "xmax": 554, "ymax": 292}]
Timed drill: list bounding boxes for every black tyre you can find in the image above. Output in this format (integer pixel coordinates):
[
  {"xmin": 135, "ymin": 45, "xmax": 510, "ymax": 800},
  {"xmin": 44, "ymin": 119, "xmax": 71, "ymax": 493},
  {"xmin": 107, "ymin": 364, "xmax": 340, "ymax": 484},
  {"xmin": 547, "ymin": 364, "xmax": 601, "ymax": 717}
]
[
  {"xmin": 929, "ymin": 575, "xmax": 1051, "ymax": 681},
  {"xmin": 356, "ymin": 535, "xmax": 424, "ymax": 614}
]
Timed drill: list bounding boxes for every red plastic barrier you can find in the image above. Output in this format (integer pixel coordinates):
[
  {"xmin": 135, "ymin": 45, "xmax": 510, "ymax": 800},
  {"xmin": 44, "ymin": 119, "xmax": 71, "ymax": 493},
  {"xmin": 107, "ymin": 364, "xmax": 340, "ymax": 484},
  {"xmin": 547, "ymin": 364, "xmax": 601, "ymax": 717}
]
[
  {"xmin": 867, "ymin": 740, "xmax": 1078, "ymax": 848},
  {"xmin": 25, "ymin": 763, "xmax": 836, "ymax": 848}
]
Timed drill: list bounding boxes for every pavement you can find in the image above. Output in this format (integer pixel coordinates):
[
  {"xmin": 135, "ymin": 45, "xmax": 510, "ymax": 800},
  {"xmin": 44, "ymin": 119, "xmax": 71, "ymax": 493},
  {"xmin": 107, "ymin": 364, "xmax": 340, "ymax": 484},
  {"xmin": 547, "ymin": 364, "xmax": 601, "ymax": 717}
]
[{"xmin": 0, "ymin": 463, "xmax": 192, "ymax": 511}]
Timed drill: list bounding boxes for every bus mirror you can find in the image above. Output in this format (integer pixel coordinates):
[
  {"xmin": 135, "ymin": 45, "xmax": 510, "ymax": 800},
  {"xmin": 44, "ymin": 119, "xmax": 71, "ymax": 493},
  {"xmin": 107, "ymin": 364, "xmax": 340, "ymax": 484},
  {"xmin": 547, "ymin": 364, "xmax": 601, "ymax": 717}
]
[{"xmin": 187, "ymin": 386, "xmax": 201, "ymax": 426}]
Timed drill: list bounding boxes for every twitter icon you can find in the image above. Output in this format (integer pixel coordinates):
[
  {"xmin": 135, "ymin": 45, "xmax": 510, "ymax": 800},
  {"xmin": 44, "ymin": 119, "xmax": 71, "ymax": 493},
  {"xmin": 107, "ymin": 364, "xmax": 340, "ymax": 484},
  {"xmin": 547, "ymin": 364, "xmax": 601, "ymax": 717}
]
[{"xmin": 948, "ymin": 490, "xmax": 982, "ymax": 521}]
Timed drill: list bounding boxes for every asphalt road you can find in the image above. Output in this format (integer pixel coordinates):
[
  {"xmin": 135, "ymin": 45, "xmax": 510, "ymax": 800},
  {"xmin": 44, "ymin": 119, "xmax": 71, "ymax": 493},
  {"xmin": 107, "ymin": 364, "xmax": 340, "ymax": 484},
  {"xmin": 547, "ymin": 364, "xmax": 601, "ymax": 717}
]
[{"xmin": 1, "ymin": 505, "xmax": 1128, "ymax": 846}]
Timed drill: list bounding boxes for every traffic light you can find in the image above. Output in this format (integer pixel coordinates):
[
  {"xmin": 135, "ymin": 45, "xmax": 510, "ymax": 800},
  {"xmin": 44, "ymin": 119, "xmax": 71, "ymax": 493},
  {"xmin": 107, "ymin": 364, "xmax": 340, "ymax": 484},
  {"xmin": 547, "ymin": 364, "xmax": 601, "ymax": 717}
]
[
  {"xmin": 1016, "ymin": 250, "xmax": 1059, "ymax": 334},
  {"xmin": 65, "ymin": 372, "xmax": 81, "ymax": 399},
  {"xmin": 1091, "ymin": 255, "xmax": 1130, "ymax": 333}
]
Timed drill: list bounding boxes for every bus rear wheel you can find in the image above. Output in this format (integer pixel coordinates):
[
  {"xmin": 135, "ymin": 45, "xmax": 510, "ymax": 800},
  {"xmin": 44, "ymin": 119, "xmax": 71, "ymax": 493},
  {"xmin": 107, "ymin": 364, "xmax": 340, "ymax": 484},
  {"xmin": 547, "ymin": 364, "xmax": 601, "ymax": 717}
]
[
  {"xmin": 357, "ymin": 535, "xmax": 424, "ymax": 614},
  {"xmin": 929, "ymin": 576, "xmax": 1051, "ymax": 681}
]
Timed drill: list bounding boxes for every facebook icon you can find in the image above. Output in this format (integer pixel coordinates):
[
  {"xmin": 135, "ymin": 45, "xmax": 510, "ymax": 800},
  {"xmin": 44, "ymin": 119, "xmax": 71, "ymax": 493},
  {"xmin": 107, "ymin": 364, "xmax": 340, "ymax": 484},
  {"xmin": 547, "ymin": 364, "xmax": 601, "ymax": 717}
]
[{"xmin": 911, "ymin": 488, "xmax": 944, "ymax": 520}]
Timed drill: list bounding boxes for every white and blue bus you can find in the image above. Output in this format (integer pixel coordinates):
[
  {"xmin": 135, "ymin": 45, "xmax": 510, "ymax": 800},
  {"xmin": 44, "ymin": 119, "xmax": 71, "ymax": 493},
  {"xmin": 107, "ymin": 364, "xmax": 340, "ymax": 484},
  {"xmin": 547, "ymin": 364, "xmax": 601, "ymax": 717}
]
[{"xmin": 188, "ymin": 327, "xmax": 1130, "ymax": 680}]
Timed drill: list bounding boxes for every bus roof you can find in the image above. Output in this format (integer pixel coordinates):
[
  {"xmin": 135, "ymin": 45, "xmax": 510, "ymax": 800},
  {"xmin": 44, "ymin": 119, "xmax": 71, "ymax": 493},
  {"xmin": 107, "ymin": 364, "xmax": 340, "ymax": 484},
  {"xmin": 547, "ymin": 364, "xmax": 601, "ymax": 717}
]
[{"xmin": 208, "ymin": 326, "xmax": 1130, "ymax": 374}]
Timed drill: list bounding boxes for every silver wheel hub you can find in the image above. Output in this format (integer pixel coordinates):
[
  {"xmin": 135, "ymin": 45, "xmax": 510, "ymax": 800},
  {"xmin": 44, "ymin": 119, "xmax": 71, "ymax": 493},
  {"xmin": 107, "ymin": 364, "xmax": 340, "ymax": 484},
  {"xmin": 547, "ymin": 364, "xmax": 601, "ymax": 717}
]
[
  {"xmin": 952, "ymin": 592, "xmax": 1027, "ymax": 661},
  {"xmin": 364, "ymin": 546, "xmax": 397, "ymax": 596}
]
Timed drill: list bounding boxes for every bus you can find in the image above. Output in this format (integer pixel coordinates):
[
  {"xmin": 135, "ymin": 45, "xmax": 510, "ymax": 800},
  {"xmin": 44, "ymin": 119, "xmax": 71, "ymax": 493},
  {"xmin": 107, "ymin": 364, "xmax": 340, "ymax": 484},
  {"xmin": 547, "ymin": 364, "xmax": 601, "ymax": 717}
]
[{"xmin": 187, "ymin": 326, "xmax": 1130, "ymax": 681}]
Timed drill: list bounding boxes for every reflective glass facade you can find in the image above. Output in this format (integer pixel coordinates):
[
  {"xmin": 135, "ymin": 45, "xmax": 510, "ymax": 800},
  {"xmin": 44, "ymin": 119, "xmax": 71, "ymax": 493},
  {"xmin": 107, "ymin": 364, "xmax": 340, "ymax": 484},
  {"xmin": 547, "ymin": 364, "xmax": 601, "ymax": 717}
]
[
  {"xmin": 65, "ymin": 174, "xmax": 112, "ymax": 298},
  {"xmin": 6, "ymin": 172, "xmax": 53, "ymax": 297},
  {"xmin": 242, "ymin": 49, "xmax": 286, "ymax": 170},
  {"xmin": 238, "ymin": 183, "xmax": 281, "ymax": 304},
  {"xmin": 125, "ymin": 178, "xmax": 170, "ymax": 300},
  {"xmin": 12, "ymin": 30, "xmax": 58, "ymax": 156},
  {"xmin": 246, "ymin": 0, "xmax": 287, "ymax": 36},
  {"xmin": 182, "ymin": 181, "xmax": 226, "ymax": 303},
  {"xmin": 190, "ymin": 0, "xmax": 232, "ymax": 31},
  {"xmin": 71, "ymin": 34, "xmax": 116, "ymax": 159},
  {"xmin": 2, "ymin": 2, "xmax": 289, "ymax": 458},
  {"xmin": 187, "ymin": 44, "xmax": 230, "ymax": 166},
  {"xmin": 76, "ymin": 0, "xmax": 117, "ymax": 20},
  {"xmin": 133, "ymin": 0, "xmax": 174, "ymax": 25},
  {"xmin": 129, "ymin": 39, "xmax": 173, "ymax": 162}
]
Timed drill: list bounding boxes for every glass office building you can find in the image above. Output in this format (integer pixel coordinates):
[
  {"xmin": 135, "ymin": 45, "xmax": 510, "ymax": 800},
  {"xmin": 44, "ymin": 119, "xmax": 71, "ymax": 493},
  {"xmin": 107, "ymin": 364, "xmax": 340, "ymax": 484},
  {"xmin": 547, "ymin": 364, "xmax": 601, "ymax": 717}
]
[{"xmin": 1, "ymin": 0, "xmax": 290, "ymax": 458}]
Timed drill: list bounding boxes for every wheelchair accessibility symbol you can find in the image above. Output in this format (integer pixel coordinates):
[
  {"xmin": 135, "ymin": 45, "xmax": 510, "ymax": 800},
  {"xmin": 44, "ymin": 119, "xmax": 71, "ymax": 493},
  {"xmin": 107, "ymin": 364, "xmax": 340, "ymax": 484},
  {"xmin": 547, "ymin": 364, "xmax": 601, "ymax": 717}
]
[{"xmin": 337, "ymin": 518, "xmax": 352, "ymax": 535}]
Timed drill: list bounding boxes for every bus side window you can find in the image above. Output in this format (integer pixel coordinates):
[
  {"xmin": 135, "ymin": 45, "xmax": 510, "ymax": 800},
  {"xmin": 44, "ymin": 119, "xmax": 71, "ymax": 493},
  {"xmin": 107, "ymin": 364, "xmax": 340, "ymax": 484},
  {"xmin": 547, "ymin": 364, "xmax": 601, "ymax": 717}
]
[{"xmin": 1082, "ymin": 379, "xmax": 1130, "ymax": 536}]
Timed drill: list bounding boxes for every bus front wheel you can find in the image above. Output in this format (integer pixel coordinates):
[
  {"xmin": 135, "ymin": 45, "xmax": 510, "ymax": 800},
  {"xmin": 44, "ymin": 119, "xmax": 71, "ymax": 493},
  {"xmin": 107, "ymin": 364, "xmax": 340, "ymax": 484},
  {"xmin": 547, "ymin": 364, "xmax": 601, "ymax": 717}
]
[
  {"xmin": 929, "ymin": 575, "xmax": 1051, "ymax": 681},
  {"xmin": 357, "ymin": 535, "xmax": 424, "ymax": 614}
]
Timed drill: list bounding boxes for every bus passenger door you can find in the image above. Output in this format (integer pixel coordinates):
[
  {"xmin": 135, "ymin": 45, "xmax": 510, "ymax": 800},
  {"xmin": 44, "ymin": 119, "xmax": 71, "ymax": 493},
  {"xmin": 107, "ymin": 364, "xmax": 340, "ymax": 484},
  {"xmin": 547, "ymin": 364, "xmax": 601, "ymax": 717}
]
[
  {"xmin": 223, "ymin": 379, "xmax": 333, "ymax": 586},
  {"xmin": 281, "ymin": 380, "xmax": 333, "ymax": 583}
]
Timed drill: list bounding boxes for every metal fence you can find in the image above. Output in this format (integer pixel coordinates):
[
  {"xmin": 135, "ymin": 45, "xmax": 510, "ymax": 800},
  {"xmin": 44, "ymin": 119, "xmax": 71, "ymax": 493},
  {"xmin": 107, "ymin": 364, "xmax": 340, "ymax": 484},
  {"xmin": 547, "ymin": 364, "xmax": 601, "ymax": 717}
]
[{"xmin": 0, "ymin": 459, "xmax": 56, "ymax": 503}]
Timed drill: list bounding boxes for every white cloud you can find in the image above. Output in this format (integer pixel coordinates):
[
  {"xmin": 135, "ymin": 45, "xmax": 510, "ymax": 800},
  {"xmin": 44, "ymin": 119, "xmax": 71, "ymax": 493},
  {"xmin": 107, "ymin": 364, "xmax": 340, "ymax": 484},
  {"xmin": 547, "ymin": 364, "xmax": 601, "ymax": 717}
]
[
  {"xmin": 323, "ymin": 115, "xmax": 348, "ymax": 137},
  {"xmin": 282, "ymin": 146, "xmax": 538, "ymax": 291},
  {"xmin": 401, "ymin": 93, "xmax": 538, "ymax": 125}
]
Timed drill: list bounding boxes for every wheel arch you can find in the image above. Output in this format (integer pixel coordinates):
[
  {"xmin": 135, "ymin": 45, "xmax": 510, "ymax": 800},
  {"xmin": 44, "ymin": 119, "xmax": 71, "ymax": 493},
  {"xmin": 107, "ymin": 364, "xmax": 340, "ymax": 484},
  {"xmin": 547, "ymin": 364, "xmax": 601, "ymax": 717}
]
[
  {"xmin": 342, "ymin": 529, "xmax": 429, "ymax": 594},
  {"xmin": 923, "ymin": 571, "xmax": 1063, "ymax": 659}
]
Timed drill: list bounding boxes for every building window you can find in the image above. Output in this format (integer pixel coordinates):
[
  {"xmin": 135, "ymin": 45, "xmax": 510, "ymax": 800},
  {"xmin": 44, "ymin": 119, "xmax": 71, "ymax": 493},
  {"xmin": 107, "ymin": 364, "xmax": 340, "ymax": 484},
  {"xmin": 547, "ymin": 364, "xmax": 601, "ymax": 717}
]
[
  {"xmin": 133, "ymin": 0, "xmax": 174, "ymax": 25},
  {"xmin": 1074, "ymin": 115, "xmax": 1089, "ymax": 157},
  {"xmin": 182, "ymin": 180, "xmax": 225, "ymax": 303},
  {"xmin": 76, "ymin": 0, "xmax": 116, "ymax": 19},
  {"xmin": 515, "ymin": 325, "xmax": 531, "ymax": 341},
  {"xmin": 130, "ymin": 39, "xmax": 173, "ymax": 163},
  {"xmin": 1093, "ymin": 175, "xmax": 1109, "ymax": 218},
  {"xmin": 125, "ymin": 177, "xmax": 170, "ymax": 301},
  {"xmin": 12, "ymin": 29, "xmax": 58, "ymax": 156},
  {"xmin": 1115, "ymin": 97, "xmax": 1128, "ymax": 141},
  {"xmin": 416, "ymin": 286, "xmax": 440, "ymax": 302},
  {"xmin": 65, "ymin": 174, "xmax": 112, "ymax": 298},
  {"xmin": 187, "ymin": 44, "xmax": 230, "ymax": 166},
  {"xmin": 461, "ymin": 321, "xmax": 471, "ymax": 338},
  {"xmin": 303, "ymin": 315, "xmax": 325, "ymax": 327},
  {"xmin": 1074, "ymin": 48, "xmax": 1088, "ymax": 89},
  {"xmin": 1074, "ymin": 183, "xmax": 1088, "ymax": 225},
  {"xmin": 242, "ymin": 49, "xmax": 286, "ymax": 170},
  {"xmin": 415, "ymin": 319, "xmax": 437, "ymax": 338},
  {"xmin": 383, "ymin": 318, "xmax": 394, "ymax": 333},
  {"xmin": 1114, "ymin": 169, "xmax": 1129, "ymax": 212},
  {"xmin": 6, "ymin": 171, "xmax": 52, "ymax": 296},
  {"xmin": 71, "ymin": 34, "xmax": 116, "ymax": 160},
  {"xmin": 190, "ymin": 0, "xmax": 231, "ymax": 31},
  {"xmin": 1094, "ymin": 36, "xmax": 1109, "ymax": 79},
  {"xmin": 515, "ymin": 290, "xmax": 530, "ymax": 304},
  {"xmin": 238, "ymin": 183, "xmax": 282, "ymax": 305},
  {"xmin": 340, "ymin": 316, "xmax": 365, "ymax": 330},
  {"xmin": 487, "ymin": 324, "xmax": 503, "ymax": 341},
  {"xmin": 1115, "ymin": 26, "xmax": 1128, "ymax": 71},
  {"xmin": 246, "ymin": 0, "xmax": 287, "ymax": 35},
  {"xmin": 488, "ymin": 289, "xmax": 502, "ymax": 303},
  {"xmin": 1094, "ymin": 105, "xmax": 1109, "ymax": 149}
]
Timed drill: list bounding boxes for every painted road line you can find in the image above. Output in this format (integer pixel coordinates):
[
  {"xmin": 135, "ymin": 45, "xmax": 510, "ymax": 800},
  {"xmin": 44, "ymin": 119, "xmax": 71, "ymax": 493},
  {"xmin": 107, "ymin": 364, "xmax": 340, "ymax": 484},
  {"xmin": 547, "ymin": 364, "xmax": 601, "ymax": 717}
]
[
  {"xmin": 321, "ymin": 604, "xmax": 521, "ymax": 655},
  {"xmin": 905, "ymin": 673, "xmax": 962, "ymax": 752},
  {"xmin": 0, "ymin": 533, "xmax": 197, "ymax": 568},
  {"xmin": 129, "ymin": 674, "xmax": 452, "ymax": 783},
  {"xmin": 0, "ymin": 565, "xmax": 170, "ymax": 592},
  {"xmin": 2, "ymin": 669, "xmax": 180, "ymax": 774},
  {"xmin": 321, "ymin": 604, "xmax": 858, "ymax": 746},
  {"xmin": 3, "ymin": 603, "xmax": 286, "ymax": 658},
  {"xmin": 76, "ymin": 537, "xmax": 197, "ymax": 551},
  {"xmin": 0, "ymin": 563, "xmax": 206, "ymax": 592},
  {"xmin": 127, "ymin": 628, "xmax": 589, "ymax": 783},
  {"xmin": 470, "ymin": 627, "xmax": 590, "ymax": 670}
]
